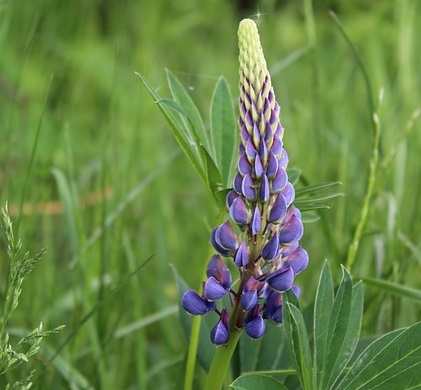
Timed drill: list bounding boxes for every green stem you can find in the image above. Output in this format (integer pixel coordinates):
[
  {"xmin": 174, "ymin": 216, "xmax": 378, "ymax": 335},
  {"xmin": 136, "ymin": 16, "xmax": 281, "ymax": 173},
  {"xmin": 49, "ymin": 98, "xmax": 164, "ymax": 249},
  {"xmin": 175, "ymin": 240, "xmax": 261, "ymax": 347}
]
[
  {"xmin": 184, "ymin": 315, "xmax": 202, "ymax": 390},
  {"xmin": 204, "ymin": 328, "xmax": 242, "ymax": 390},
  {"xmin": 346, "ymin": 113, "xmax": 380, "ymax": 270}
]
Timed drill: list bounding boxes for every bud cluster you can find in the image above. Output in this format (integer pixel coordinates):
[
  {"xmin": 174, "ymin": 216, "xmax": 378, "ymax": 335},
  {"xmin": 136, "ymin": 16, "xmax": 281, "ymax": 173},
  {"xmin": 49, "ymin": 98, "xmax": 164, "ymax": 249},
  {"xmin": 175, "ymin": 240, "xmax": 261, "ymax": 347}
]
[{"xmin": 182, "ymin": 19, "xmax": 308, "ymax": 345}]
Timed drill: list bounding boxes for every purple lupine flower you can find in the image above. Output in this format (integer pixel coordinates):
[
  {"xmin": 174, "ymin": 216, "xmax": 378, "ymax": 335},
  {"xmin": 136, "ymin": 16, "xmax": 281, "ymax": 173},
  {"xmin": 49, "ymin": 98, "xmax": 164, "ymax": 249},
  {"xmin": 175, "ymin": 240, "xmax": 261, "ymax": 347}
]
[
  {"xmin": 204, "ymin": 255, "xmax": 232, "ymax": 301},
  {"xmin": 240, "ymin": 277, "xmax": 263, "ymax": 310},
  {"xmin": 182, "ymin": 290, "xmax": 214, "ymax": 315},
  {"xmin": 211, "ymin": 309, "xmax": 230, "ymax": 345},
  {"xmin": 245, "ymin": 305, "xmax": 266, "ymax": 339},
  {"xmin": 181, "ymin": 19, "xmax": 309, "ymax": 345}
]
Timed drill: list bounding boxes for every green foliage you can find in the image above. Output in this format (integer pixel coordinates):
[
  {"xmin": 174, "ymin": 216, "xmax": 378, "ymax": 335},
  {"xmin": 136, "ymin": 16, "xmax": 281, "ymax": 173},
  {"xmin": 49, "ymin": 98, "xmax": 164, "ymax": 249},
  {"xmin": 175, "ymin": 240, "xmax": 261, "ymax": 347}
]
[
  {"xmin": 1, "ymin": 1, "xmax": 421, "ymax": 388},
  {"xmin": 210, "ymin": 77, "xmax": 238, "ymax": 187},
  {"xmin": 0, "ymin": 206, "xmax": 62, "ymax": 386},
  {"xmin": 230, "ymin": 372, "xmax": 288, "ymax": 389},
  {"xmin": 282, "ymin": 262, "xmax": 421, "ymax": 390}
]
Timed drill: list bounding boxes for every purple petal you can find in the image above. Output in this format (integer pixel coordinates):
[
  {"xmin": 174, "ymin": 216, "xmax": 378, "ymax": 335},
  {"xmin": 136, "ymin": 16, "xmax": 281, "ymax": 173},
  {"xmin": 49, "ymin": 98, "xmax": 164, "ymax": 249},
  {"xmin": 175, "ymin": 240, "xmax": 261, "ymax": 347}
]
[
  {"xmin": 242, "ymin": 174, "xmax": 256, "ymax": 201},
  {"xmin": 245, "ymin": 109, "xmax": 253, "ymax": 125},
  {"xmin": 240, "ymin": 124, "xmax": 250, "ymax": 144},
  {"xmin": 270, "ymin": 104, "xmax": 279, "ymax": 125},
  {"xmin": 271, "ymin": 167, "xmax": 288, "ymax": 193},
  {"xmin": 271, "ymin": 138, "xmax": 283, "ymax": 156},
  {"xmin": 210, "ymin": 229, "xmax": 230, "ymax": 256},
  {"xmin": 265, "ymin": 121, "xmax": 274, "ymax": 147},
  {"xmin": 215, "ymin": 222, "xmax": 238, "ymax": 251},
  {"xmin": 254, "ymin": 154, "xmax": 263, "ymax": 179},
  {"xmin": 263, "ymin": 289, "xmax": 283, "ymax": 323},
  {"xmin": 274, "ymin": 122, "xmax": 283, "ymax": 138},
  {"xmin": 245, "ymin": 276, "xmax": 264, "ymax": 291},
  {"xmin": 238, "ymin": 153, "xmax": 251, "ymax": 176},
  {"xmin": 268, "ymin": 194, "xmax": 287, "ymax": 223},
  {"xmin": 207, "ymin": 255, "xmax": 232, "ymax": 288},
  {"xmin": 245, "ymin": 314, "xmax": 266, "ymax": 339},
  {"xmin": 252, "ymin": 124, "xmax": 260, "ymax": 147},
  {"xmin": 226, "ymin": 190, "xmax": 238, "ymax": 209},
  {"xmin": 286, "ymin": 247, "xmax": 309, "ymax": 275},
  {"xmin": 278, "ymin": 209, "xmax": 303, "ymax": 244},
  {"xmin": 281, "ymin": 182, "xmax": 295, "ymax": 207},
  {"xmin": 260, "ymin": 174, "xmax": 270, "ymax": 202},
  {"xmin": 210, "ymin": 310, "xmax": 230, "ymax": 345},
  {"xmin": 234, "ymin": 173, "xmax": 243, "ymax": 194},
  {"xmin": 278, "ymin": 149, "xmax": 289, "ymax": 167},
  {"xmin": 267, "ymin": 266, "xmax": 295, "ymax": 292},
  {"xmin": 251, "ymin": 205, "xmax": 261, "ymax": 235},
  {"xmin": 261, "ymin": 233, "xmax": 279, "ymax": 261},
  {"xmin": 204, "ymin": 276, "xmax": 228, "ymax": 301},
  {"xmin": 279, "ymin": 241, "xmax": 299, "ymax": 257},
  {"xmin": 245, "ymin": 139, "xmax": 257, "ymax": 161},
  {"xmin": 241, "ymin": 290, "xmax": 258, "ymax": 311},
  {"xmin": 267, "ymin": 307, "xmax": 282, "ymax": 323},
  {"xmin": 234, "ymin": 242, "xmax": 249, "ymax": 267},
  {"xmin": 292, "ymin": 284, "xmax": 301, "ymax": 298},
  {"xmin": 259, "ymin": 139, "xmax": 268, "ymax": 164},
  {"xmin": 230, "ymin": 197, "xmax": 250, "ymax": 225},
  {"xmin": 182, "ymin": 290, "xmax": 214, "ymax": 315},
  {"xmin": 267, "ymin": 152, "xmax": 278, "ymax": 179}
]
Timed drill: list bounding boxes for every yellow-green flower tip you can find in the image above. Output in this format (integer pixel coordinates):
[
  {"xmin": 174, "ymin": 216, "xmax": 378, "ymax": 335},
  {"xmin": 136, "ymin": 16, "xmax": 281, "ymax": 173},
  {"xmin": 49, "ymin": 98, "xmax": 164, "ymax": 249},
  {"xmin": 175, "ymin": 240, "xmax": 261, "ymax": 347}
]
[{"xmin": 238, "ymin": 19, "xmax": 268, "ymax": 93}]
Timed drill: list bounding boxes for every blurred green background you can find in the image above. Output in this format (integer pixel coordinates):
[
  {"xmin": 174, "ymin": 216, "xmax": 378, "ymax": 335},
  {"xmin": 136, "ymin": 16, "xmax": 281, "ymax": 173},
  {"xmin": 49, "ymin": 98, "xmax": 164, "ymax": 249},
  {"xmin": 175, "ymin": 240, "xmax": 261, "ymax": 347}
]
[{"xmin": 1, "ymin": 0, "xmax": 421, "ymax": 388}]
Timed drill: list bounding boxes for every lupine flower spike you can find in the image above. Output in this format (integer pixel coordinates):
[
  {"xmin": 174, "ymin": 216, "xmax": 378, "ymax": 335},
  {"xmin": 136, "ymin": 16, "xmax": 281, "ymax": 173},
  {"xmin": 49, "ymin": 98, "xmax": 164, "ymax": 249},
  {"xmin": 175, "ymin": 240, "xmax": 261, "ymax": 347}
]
[{"xmin": 182, "ymin": 18, "xmax": 308, "ymax": 345}]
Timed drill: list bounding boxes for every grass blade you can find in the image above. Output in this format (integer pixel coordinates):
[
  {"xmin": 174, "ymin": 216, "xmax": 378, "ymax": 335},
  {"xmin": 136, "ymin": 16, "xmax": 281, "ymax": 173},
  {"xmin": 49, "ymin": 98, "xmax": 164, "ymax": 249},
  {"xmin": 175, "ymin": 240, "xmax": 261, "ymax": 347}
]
[{"xmin": 361, "ymin": 277, "xmax": 421, "ymax": 303}]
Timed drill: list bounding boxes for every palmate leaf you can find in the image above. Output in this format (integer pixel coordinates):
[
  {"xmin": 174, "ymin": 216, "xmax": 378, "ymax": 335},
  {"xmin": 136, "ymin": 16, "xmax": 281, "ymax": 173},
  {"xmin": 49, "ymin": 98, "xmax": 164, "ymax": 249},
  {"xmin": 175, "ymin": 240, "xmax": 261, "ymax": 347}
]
[
  {"xmin": 284, "ymin": 262, "xmax": 366, "ymax": 390},
  {"xmin": 295, "ymin": 181, "xmax": 343, "ymax": 213},
  {"xmin": 335, "ymin": 322, "xmax": 421, "ymax": 390},
  {"xmin": 139, "ymin": 71, "xmax": 238, "ymax": 210}
]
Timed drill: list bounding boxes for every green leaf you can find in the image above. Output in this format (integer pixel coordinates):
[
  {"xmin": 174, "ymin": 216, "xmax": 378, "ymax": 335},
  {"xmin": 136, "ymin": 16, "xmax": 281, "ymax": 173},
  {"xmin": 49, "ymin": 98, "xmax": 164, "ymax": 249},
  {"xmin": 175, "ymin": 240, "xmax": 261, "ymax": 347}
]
[
  {"xmin": 287, "ymin": 167, "xmax": 302, "ymax": 186},
  {"xmin": 285, "ymin": 302, "xmax": 314, "ymax": 390},
  {"xmin": 135, "ymin": 72, "xmax": 206, "ymax": 182},
  {"xmin": 256, "ymin": 323, "xmax": 290, "ymax": 371},
  {"xmin": 166, "ymin": 69, "xmax": 211, "ymax": 153},
  {"xmin": 313, "ymin": 261, "xmax": 334, "ymax": 387},
  {"xmin": 230, "ymin": 373, "xmax": 288, "ymax": 390},
  {"xmin": 302, "ymin": 211, "xmax": 320, "ymax": 224},
  {"xmin": 295, "ymin": 181, "xmax": 342, "ymax": 197},
  {"xmin": 200, "ymin": 146, "xmax": 224, "ymax": 207},
  {"xmin": 295, "ymin": 181, "xmax": 343, "ymax": 212},
  {"xmin": 361, "ymin": 277, "xmax": 421, "ymax": 303},
  {"xmin": 239, "ymin": 322, "xmax": 291, "ymax": 373},
  {"xmin": 320, "ymin": 266, "xmax": 353, "ymax": 388},
  {"xmin": 51, "ymin": 168, "xmax": 79, "ymax": 253},
  {"xmin": 327, "ymin": 281, "xmax": 364, "ymax": 388},
  {"xmin": 170, "ymin": 265, "xmax": 215, "ymax": 371},
  {"xmin": 210, "ymin": 77, "xmax": 238, "ymax": 187},
  {"xmin": 336, "ymin": 322, "xmax": 421, "ymax": 390}
]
